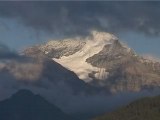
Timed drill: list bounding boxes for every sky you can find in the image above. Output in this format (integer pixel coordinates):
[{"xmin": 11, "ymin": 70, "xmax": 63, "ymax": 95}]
[{"xmin": 0, "ymin": 1, "xmax": 160, "ymax": 57}]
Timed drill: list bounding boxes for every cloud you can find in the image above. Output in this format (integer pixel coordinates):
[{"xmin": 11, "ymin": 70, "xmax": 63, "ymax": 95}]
[
  {"xmin": 0, "ymin": 44, "xmax": 19, "ymax": 59},
  {"xmin": 0, "ymin": 44, "xmax": 33, "ymax": 62},
  {"xmin": 0, "ymin": 1, "xmax": 160, "ymax": 37}
]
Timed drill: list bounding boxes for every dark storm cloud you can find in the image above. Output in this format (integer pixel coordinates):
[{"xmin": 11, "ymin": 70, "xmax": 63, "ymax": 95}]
[{"xmin": 0, "ymin": 1, "xmax": 160, "ymax": 36}]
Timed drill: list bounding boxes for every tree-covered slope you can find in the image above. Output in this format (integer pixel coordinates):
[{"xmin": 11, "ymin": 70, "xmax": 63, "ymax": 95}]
[{"xmin": 94, "ymin": 95, "xmax": 160, "ymax": 120}]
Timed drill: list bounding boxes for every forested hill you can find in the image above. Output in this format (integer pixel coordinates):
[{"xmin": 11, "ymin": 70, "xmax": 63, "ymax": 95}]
[{"xmin": 94, "ymin": 95, "xmax": 160, "ymax": 120}]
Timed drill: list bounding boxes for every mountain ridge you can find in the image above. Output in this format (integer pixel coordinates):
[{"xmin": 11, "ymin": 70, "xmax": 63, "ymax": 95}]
[
  {"xmin": 24, "ymin": 31, "xmax": 160, "ymax": 93},
  {"xmin": 94, "ymin": 95, "xmax": 160, "ymax": 120}
]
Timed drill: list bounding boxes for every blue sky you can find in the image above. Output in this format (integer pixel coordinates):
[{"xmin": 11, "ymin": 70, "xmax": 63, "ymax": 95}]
[
  {"xmin": 0, "ymin": 18, "xmax": 50, "ymax": 51},
  {"xmin": 118, "ymin": 32, "xmax": 160, "ymax": 57}
]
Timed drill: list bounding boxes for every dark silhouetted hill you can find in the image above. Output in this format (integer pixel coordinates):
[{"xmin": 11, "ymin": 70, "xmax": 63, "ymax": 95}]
[{"xmin": 0, "ymin": 89, "xmax": 74, "ymax": 120}]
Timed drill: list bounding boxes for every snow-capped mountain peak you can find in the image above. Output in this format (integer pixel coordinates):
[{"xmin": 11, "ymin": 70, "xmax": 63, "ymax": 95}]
[
  {"xmin": 23, "ymin": 31, "xmax": 160, "ymax": 93},
  {"xmin": 51, "ymin": 31, "xmax": 118, "ymax": 82},
  {"xmin": 25, "ymin": 31, "xmax": 130, "ymax": 82}
]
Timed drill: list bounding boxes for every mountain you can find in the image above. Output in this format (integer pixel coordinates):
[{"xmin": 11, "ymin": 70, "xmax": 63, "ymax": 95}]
[
  {"xmin": 0, "ymin": 31, "xmax": 160, "ymax": 119},
  {"xmin": 24, "ymin": 31, "xmax": 160, "ymax": 93},
  {"xmin": 93, "ymin": 95, "xmax": 160, "ymax": 120},
  {"xmin": 0, "ymin": 53, "xmax": 91, "ymax": 95},
  {"xmin": 0, "ymin": 48, "xmax": 104, "ymax": 116},
  {"xmin": 0, "ymin": 89, "xmax": 74, "ymax": 120}
]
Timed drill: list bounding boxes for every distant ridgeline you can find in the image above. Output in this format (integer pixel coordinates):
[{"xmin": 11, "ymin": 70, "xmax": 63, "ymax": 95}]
[{"xmin": 94, "ymin": 95, "xmax": 160, "ymax": 120}]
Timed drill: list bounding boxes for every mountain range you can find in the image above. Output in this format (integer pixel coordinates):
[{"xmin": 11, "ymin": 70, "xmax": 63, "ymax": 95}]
[{"xmin": 24, "ymin": 31, "xmax": 160, "ymax": 93}]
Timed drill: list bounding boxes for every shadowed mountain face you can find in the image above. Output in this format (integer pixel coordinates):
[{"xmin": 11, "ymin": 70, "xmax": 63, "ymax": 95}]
[
  {"xmin": 0, "ymin": 52, "xmax": 105, "ymax": 117},
  {"xmin": 94, "ymin": 95, "xmax": 160, "ymax": 120},
  {"xmin": 0, "ymin": 89, "xmax": 74, "ymax": 120}
]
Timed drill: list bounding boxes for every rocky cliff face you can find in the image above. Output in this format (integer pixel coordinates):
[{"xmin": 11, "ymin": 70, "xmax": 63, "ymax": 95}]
[
  {"xmin": 23, "ymin": 31, "xmax": 160, "ymax": 93},
  {"xmin": 86, "ymin": 39, "xmax": 160, "ymax": 93},
  {"xmin": 39, "ymin": 39, "xmax": 85, "ymax": 59}
]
